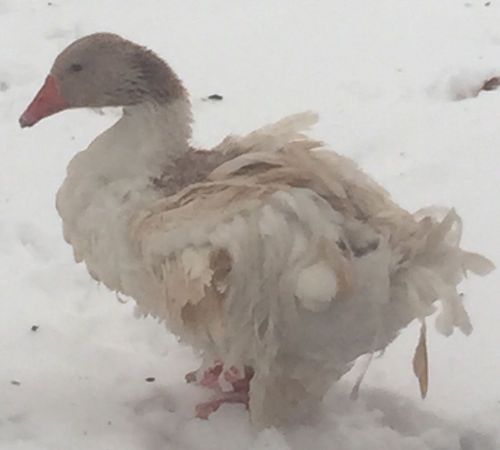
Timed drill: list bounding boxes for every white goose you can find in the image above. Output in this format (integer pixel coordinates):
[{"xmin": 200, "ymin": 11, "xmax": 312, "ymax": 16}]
[{"xmin": 20, "ymin": 33, "xmax": 494, "ymax": 427}]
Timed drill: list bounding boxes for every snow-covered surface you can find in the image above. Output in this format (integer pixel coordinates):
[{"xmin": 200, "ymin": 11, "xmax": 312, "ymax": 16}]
[{"xmin": 1, "ymin": 1, "xmax": 499, "ymax": 448}]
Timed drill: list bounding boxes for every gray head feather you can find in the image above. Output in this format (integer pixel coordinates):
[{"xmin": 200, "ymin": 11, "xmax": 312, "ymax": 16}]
[{"xmin": 51, "ymin": 32, "xmax": 186, "ymax": 108}]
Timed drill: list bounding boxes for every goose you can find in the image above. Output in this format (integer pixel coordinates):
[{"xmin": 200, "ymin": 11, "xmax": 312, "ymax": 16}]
[{"xmin": 19, "ymin": 33, "xmax": 494, "ymax": 427}]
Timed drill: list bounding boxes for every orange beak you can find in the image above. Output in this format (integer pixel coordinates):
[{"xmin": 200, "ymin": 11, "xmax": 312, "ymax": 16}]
[{"xmin": 19, "ymin": 75, "xmax": 69, "ymax": 128}]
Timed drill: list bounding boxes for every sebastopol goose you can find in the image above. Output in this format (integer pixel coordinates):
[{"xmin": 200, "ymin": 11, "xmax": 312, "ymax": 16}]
[{"xmin": 19, "ymin": 33, "xmax": 494, "ymax": 427}]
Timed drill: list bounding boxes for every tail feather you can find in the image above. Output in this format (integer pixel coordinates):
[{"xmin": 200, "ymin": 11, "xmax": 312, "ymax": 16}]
[{"xmin": 399, "ymin": 208, "xmax": 494, "ymax": 337}]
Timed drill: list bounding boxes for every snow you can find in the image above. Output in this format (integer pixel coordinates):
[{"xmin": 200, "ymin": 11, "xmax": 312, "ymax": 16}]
[{"xmin": 1, "ymin": 0, "xmax": 499, "ymax": 448}]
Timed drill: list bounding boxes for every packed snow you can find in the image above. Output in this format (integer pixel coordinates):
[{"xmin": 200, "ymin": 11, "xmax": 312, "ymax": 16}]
[{"xmin": 1, "ymin": 0, "xmax": 499, "ymax": 449}]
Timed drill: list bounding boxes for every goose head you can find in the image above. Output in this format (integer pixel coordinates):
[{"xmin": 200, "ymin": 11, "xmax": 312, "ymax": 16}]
[{"xmin": 19, "ymin": 33, "xmax": 186, "ymax": 127}]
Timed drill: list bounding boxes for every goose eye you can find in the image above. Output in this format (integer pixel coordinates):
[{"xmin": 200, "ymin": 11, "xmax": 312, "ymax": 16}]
[{"xmin": 69, "ymin": 63, "xmax": 83, "ymax": 73}]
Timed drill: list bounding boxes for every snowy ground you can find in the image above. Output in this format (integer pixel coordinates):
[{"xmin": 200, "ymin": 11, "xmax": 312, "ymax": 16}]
[{"xmin": 1, "ymin": 0, "xmax": 499, "ymax": 449}]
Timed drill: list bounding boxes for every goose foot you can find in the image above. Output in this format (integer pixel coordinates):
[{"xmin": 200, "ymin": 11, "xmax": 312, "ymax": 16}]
[
  {"xmin": 185, "ymin": 361, "xmax": 223, "ymax": 389},
  {"xmin": 195, "ymin": 389, "xmax": 249, "ymax": 419},
  {"xmin": 189, "ymin": 364, "xmax": 254, "ymax": 419},
  {"xmin": 223, "ymin": 365, "xmax": 254, "ymax": 392}
]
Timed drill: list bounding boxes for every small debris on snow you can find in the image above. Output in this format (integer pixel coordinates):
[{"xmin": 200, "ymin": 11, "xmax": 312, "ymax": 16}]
[
  {"xmin": 145, "ymin": 377, "xmax": 156, "ymax": 382},
  {"xmin": 480, "ymin": 77, "xmax": 500, "ymax": 92},
  {"xmin": 202, "ymin": 94, "xmax": 223, "ymax": 101},
  {"xmin": 437, "ymin": 73, "xmax": 500, "ymax": 101},
  {"xmin": 11, "ymin": 380, "xmax": 21, "ymax": 386},
  {"xmin": 31, "ymin": 325, "xmax": 39, "ymax": 332}
]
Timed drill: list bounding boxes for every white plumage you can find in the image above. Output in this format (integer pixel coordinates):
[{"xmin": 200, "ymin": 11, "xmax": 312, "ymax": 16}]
[{"xmin": 20, "ymin": 33, "xmax": 494, "ymax": 427}]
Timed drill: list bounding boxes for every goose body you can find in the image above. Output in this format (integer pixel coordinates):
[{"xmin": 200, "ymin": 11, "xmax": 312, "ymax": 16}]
[{"xmin": 20, "ymin": 33, "xmax": 494, "ymax": 427}]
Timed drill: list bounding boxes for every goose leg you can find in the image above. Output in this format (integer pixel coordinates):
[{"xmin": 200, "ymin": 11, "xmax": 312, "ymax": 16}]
[
  {"xmin": 194, "ymin": 365, "xmax": 254, "ymax": 419},
  {"xmin": 185, "ymin": 361, "xmax": 223, "ymax": 388},
  {"xmin": 195, "ymin": 389, "xmax": 249, "ymax": 419}
]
